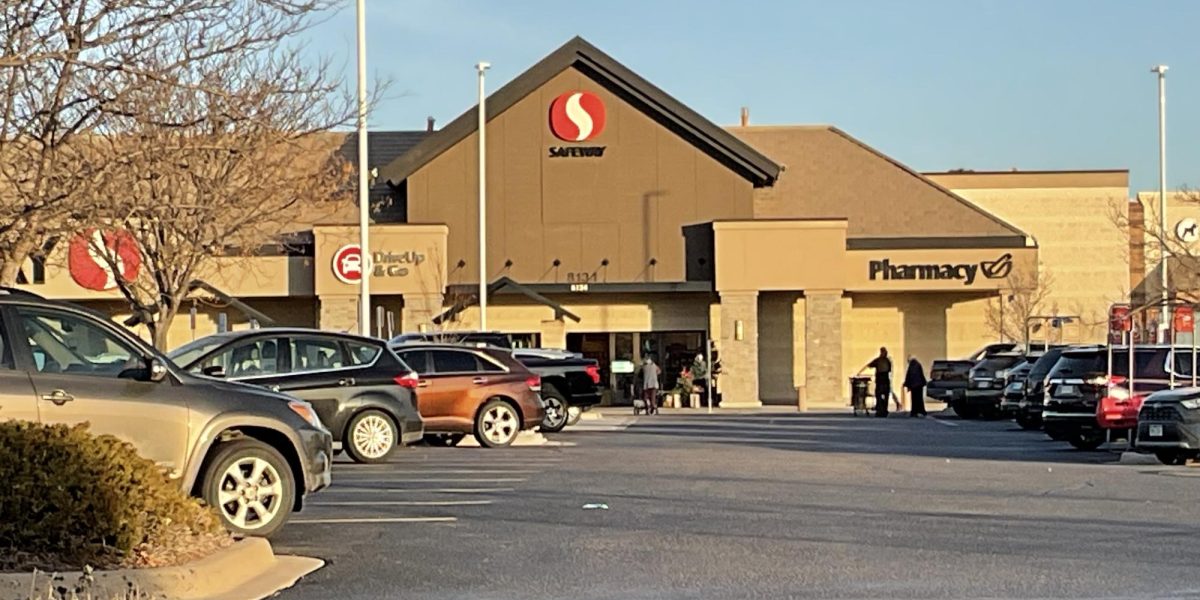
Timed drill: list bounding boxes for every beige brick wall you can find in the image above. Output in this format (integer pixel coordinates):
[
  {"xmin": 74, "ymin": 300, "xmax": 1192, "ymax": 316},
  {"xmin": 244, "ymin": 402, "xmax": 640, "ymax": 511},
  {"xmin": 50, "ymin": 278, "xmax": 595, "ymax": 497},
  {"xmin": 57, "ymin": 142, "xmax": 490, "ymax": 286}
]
[
  {"xmin": 757, "ymin": 292, "xmax": 803, "ymax": 403},
  {"xmin": 804, "ymin": 292, "xmax": 842, "ymax": 407},
  {"xmin": 948, "ymin": 186, "xmax": 1129, "ymax": 341},
  {"xmin": 319, "ymin": 295, "xmax": 360, "ymax": 334},
  {"xmin": 437, "ymin": 293, "xmax": 714, "ymax": 335},
  {"xmin": 719, "ymin": 291, "xmax": 760, "ymax": 407}
]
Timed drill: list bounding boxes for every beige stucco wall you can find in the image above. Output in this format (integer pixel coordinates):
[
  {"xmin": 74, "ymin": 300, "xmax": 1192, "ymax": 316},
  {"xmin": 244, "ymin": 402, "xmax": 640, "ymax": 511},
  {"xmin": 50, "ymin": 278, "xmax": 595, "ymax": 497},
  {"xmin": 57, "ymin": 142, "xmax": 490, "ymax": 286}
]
[
  {"xmin": 928, "ymin": 180, "xmax": 1130, "ymax": 342},
  {"xmin": 76, "ymin": 297, "xmax": 317, "ymax": 351}
]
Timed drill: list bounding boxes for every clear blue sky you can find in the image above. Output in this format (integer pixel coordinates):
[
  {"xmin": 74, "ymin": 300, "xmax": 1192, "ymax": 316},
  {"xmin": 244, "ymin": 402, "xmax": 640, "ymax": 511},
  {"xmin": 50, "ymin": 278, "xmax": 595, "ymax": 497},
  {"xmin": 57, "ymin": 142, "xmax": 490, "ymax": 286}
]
[{"xmin": 301, "ymin": 0, "xmax": 1200, "ymax": 193}]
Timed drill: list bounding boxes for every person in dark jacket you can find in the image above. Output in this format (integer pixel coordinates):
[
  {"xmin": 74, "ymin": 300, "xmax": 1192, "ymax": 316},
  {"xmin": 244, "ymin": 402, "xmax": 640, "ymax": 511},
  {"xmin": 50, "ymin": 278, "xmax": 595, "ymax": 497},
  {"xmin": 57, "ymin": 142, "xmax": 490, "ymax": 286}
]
[
  {"xmin": 904, "ymin": 356, "xmax": 928, "ymax": 417},
  {"xmin": 860, "ymin": 347, "xmax": 893, "ymax": 417}
]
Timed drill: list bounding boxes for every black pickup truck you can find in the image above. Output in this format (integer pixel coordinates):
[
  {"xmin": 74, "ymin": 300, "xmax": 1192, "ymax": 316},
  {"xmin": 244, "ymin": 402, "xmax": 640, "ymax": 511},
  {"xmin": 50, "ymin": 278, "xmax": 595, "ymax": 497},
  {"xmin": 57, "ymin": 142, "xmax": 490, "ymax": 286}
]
[
  {"xmin": 513, "ymin": 349, "xmax": 602, "ymax": 432},
  {"xmin": 927, "ymin": 342, "xmax": 1019, "ymax": 410},
  {"xmin": 390, "ymin": 332, "xmax": 602, "ymax": 432}
]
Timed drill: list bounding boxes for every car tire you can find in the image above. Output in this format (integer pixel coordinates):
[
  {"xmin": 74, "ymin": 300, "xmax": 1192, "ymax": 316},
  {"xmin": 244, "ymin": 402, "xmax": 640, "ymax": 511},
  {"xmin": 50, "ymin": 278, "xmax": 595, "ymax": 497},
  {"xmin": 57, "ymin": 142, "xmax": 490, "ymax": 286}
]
[
  {"xmin": 952, "ymin": 405, "xmax": 979, "ymax": 419},
  {"xmin": 201, "ymin": 438, "xmax": 295, "ymax": 538},
  {"xmin": 566, "ymin": 406, "xmax": 583, "ymax": 426},
  {"xmin": 424, "ymin": 433, "xmax": 465, "ymax": 447},
  {"xmin": 1068, "ymin": 431, "xmax": 1105, "ymax": 451},
  {"xmin": 1155, "ymin": 450, "xmax": 1189, "ymax": 466},
  {"xmin": 540, "ymin": 386, "xmax": 569, "ymax": 433},
  {"xmin": 344, "ymin": 409, "xmax": 398, "ymax": 464},
  {"xmin": 475, "ymin": 399, "xmax": 521, "ymax": 448}
]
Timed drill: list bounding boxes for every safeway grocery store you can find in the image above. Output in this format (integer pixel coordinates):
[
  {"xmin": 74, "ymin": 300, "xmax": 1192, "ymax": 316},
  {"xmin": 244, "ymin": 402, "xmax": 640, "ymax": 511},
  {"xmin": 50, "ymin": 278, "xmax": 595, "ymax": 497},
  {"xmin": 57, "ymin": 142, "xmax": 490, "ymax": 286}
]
[{"xmin": 20, "ymin": 37, "xmax": 1138, "ymax": 408}]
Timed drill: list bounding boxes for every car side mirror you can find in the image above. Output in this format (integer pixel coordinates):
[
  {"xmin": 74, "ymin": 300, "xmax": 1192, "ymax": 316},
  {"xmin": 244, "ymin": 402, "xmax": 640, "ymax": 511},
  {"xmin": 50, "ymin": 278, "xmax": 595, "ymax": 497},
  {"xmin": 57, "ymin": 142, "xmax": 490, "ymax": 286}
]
[
  {"xmin": 149, "ymin": 358, "xmax": 169, "ymax": 383},
  {"xmin": 201, "ymin": 365, "xmax": 226, "ymax": 378}
]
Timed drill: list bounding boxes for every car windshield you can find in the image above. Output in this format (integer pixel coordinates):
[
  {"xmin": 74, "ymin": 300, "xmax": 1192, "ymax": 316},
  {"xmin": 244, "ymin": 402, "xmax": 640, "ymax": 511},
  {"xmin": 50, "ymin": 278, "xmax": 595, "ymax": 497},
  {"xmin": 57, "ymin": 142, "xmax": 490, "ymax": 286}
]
[{"xmin": 167, "ymin": 337, "xmax": 227, "ymax": 367}]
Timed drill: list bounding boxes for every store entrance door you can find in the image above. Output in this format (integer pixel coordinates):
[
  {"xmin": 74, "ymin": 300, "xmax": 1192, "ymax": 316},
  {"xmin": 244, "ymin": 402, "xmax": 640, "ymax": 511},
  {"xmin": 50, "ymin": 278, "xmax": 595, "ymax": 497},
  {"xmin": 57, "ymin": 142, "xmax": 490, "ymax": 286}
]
[{"xmin": 566, "ymin": 331, "xmax": 708, "ymax": 406}]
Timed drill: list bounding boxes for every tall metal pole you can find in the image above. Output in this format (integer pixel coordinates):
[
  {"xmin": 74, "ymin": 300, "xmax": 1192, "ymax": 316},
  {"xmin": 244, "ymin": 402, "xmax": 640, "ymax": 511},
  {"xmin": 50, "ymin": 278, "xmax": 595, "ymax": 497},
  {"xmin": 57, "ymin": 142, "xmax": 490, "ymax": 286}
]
[
  {"xmin": 476, "ymin": 62, "xmax": 490, "ymax": 331},
  {"xmin": 355, "ymin": 0, "xmax": 371, "ymax": 336},
  {"xmin": 1153, "ymin": 65, "xmax": 1169, "ymax": 342}
]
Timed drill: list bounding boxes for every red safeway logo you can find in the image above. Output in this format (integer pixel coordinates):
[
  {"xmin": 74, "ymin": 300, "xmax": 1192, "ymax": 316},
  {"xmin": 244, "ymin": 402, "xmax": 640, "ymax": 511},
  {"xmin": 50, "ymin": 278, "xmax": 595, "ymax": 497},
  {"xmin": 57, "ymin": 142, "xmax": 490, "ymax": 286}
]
[
  {"xmin": 68, "ymin": 229, "xmax": 141, "ymax": 291},
  {"xmin": 549, "ymin": 91, "xmax": 606, "ymax": 142},
  {"xmin": 332, "ymin": 244, "xmax": 364, "ymax": 284}
]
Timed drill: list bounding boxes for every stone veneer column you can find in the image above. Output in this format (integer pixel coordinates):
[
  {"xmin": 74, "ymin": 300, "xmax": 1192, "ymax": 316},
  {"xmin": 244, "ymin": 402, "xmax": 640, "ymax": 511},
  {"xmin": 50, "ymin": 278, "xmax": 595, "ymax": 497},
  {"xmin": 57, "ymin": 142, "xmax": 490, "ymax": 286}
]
[
  {"xmin": 539, "ymin": 319, "xmax": 566, "ymax": 349},
  {"xmin": 719, "ymin": 291, "xmax": 761, "ymax": 408},
  {"xmin": 319, "ymin": 295, "xmax": 360, "ymax": 333},
  {"xmin": 400, "ymin": 294, "xmax": 444, "ymax": 333},
  {"xmin": 804, "ymin": 291, "xmax": 844, "ymax": 407}
]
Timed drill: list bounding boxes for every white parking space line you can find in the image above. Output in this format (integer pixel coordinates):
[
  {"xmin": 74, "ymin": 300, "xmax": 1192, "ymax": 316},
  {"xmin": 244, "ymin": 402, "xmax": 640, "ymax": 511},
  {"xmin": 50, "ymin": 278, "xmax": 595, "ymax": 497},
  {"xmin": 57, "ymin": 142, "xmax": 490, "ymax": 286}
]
[
  {"xmin": 291, "ymin": 517, "xmax": 457, "ymax": 525},
  {"xmin": 335, "ymin": 469, "xmax": 539, "ymax": 475},
  {"xmin": 312, "ymin": 500, "xmax": 493, "ymax": 507},
  {"xmin": 933, "ymin": 419, "xmax": 960, "ymax": 427},
  {"xmin": 326, "ymin": 487, "xmax": 516, "ymax": 494},
  {"xmin": 332, "ymin": 477, "xmax": 528, "ymax": 483}
]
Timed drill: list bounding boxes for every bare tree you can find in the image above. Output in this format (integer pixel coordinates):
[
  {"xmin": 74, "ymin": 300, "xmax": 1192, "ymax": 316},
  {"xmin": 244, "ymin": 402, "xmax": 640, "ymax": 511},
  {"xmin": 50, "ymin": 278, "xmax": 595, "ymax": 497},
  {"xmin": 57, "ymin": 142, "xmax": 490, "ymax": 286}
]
[
  {"xmin": 985, "ymin": 268, "xmax": 1057, "ymax": 344},
  {"xmin": 0, "ymin": 0, "xmax": 341, "ymax": 286},
  {"xmin": 85, "ymin": 38, "xmax": 356, "ymax": 348}
]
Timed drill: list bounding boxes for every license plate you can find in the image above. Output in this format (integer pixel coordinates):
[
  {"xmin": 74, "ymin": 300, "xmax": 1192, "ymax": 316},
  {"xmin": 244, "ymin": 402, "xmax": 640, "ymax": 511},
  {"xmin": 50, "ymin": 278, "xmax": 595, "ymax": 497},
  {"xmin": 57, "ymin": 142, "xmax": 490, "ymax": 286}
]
[
  {"xmin": 977, "ymin": 381, "xmax": 990, "ymax": 389},
  {"xmin": 1057, "ymin": 385, "xmax": 1076, "ymax": 396},
  {"xmin": 1149, "ymin": 424, "xmax": 1164, "ymax": 437}
]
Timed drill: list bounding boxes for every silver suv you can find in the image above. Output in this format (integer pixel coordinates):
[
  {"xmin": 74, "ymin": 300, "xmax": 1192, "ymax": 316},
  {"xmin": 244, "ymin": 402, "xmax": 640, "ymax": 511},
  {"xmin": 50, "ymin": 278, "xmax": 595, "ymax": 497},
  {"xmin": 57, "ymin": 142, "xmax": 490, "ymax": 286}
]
[{"xmin": 0, "ymin": 289, "xmax": 332, "ymax": 537}]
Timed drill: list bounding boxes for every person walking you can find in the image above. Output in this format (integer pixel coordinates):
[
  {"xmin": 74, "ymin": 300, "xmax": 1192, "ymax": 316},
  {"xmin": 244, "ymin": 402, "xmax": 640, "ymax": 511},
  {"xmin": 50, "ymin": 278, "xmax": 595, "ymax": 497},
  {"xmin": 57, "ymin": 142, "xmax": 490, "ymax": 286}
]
[
  {"xmin": 904, "ymin": 356, "xmax": 928, "ymax": 418},
  {"xmin": 860, "ymin": 347, "xmax": 893, "ymax": 417},
  {"xmin": 640, "ymin": 357, "xmax": 660, "ymax": 415}
]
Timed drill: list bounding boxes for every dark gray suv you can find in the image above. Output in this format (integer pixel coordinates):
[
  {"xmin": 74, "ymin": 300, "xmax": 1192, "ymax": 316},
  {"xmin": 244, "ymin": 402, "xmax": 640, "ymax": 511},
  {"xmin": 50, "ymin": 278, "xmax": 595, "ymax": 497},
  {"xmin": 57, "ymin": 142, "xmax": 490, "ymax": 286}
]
[{"xmin": 0, "ymin": 289, "xmax": 332, "ymax": 537}]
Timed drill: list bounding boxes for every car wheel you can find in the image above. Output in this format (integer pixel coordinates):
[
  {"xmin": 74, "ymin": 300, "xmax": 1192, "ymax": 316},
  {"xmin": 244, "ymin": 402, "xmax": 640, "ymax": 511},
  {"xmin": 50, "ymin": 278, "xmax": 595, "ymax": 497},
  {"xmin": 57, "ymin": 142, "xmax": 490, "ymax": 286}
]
[
  {"xmin": 566, "ymin": 406, "xmax": 583, "ymax": 426},
  {"xmin": 202, "ymin": 439, "xmax": 294, "ymax": 538},
  {"xmin": 1068, "ymin": 431, "xmax": 1105, "ymax": 451},
  {"xmin": 344, "ymin": 409, "xmax": 398, "ymax": 464},
  {"xmin": 475, "ymin": 399, "xmax": 520, "ymax": 448},
  {"xmin": 1155, "ymin": 450, "xmax": 1189, "ymax": 466},
  {"xmin": 540, "ymin": 386, "xmax": 569, "ymax": 433},
  {"xmin": 424, "ymin": 433, "xmax": 465, "ymax": 447},
  {"xmin": 952, "ymin": 405, "xmax": 979, "ymax": 419}
]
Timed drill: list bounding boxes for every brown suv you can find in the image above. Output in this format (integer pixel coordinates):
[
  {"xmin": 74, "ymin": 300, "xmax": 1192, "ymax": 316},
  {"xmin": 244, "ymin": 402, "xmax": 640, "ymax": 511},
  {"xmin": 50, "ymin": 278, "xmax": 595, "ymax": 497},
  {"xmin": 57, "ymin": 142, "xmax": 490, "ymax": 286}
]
[
  {"xmin": 391, "ymin": 344, "xmax": 544, "ymax": 447},
  {"xmin": 0, "ymin": 289, "xmax": 332, "ymax": 537}
]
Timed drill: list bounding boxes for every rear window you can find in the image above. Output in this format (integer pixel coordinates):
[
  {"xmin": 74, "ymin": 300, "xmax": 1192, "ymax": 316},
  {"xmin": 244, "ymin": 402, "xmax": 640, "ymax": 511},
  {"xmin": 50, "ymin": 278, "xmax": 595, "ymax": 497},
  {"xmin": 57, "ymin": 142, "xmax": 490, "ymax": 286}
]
[
  {"xmin": 1048, "ymin": 352, "xmax": 1105, "ymax": 379},
  {"xmin": 1028, "ymin": 348, "xmax": 1065, "ymax": 382},
  {"xmin": 346, "ymin": 341, "xmax": 381, "ymax": 365},
  {"xmin": 976, "ymin": 355, "xmax": 1021, "ymax": 371}
]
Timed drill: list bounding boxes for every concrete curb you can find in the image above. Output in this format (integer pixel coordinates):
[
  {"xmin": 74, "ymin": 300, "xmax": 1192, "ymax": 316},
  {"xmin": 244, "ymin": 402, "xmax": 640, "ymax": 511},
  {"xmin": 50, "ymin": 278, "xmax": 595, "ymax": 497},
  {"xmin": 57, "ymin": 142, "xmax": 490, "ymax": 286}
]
[
  {"xmin": 1119, "ymin": 451, "xmax": 1163, "ymax": 465},
  {"xmin": 0, "ymin": 538, "xmax": 322, "ymax": 600}
]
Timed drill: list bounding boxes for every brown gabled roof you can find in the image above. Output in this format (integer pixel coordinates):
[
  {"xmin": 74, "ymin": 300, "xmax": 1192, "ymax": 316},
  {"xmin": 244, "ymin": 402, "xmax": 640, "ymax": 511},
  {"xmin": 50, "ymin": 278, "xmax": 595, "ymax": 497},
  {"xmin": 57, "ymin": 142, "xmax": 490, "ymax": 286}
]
[
  {"xmin": 379, "ymin": 36, "xmax": 781, "ymax": 188},
  {"xmin": 727, "ymin": 125, "xmax": 1031, "ymax": 243}
]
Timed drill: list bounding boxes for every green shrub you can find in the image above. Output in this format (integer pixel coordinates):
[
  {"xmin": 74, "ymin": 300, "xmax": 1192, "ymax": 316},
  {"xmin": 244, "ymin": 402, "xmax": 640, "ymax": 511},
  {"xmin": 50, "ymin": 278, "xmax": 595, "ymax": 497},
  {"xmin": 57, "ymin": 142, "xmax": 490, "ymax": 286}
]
[{"xmin": 0, "ymin": 421, "xmax": 223, "ymax": 569}]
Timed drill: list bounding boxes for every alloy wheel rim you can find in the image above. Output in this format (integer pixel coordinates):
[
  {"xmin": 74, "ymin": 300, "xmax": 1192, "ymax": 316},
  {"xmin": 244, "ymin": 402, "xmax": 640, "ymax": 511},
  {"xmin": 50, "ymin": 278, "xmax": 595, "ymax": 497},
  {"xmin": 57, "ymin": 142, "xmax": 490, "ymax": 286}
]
[
  {"xmin": 352, "ymin": 414, "xmax": 395, "ymax": 459},
  {"xmin": 217, "ymin": 457, "xmax": 283, "ymax": 530},
  {"xmin": 482, "ymin": 405, "xmax": 517, "ymax": 444},
  {"xmin": 544, "ymin": 397, "xmax": 566, "ymax": 426}
]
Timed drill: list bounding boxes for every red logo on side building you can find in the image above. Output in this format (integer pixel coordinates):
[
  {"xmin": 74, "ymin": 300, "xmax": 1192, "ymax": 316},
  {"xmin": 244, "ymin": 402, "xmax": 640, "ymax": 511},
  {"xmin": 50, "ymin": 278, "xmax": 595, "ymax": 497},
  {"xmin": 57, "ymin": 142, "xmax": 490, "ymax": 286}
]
[
  {"xmin": 332, "ymin": 244, "xmax": 363, "ymax": 284},
  {"xmin": 549, "ymin": 91, "xmax": 606, "ymax": 141},
  {"xmin": 68, "ymin": 229, "xmax": 141, "ymax": 291}
]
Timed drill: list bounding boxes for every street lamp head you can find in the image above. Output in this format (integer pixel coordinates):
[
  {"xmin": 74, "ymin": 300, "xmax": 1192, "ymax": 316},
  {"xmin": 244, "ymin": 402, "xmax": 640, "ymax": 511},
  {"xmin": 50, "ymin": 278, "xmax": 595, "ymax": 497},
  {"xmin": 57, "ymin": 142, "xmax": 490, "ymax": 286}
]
[
  {"xmin": 1152, "ymin": 65, "xmax": 1169, "ymax": 74},
  {"xmin": 476, "ymin": 62, "xmax": 491, "ymax": 72}
]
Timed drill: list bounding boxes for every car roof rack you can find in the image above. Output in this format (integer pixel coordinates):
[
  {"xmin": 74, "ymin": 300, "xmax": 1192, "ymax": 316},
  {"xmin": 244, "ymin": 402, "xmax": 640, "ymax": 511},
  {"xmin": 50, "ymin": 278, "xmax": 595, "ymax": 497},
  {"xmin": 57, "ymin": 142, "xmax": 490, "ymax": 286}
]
[{"xmin": 0, "ymin": 287, "xmax": 45, "ymax": 299}]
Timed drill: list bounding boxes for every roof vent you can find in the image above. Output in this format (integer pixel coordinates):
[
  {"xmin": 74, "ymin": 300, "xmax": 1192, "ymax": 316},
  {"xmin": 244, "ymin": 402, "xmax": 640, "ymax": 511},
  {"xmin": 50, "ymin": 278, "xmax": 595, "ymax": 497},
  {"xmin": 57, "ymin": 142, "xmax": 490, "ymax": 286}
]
[
  {"xmin": 740, "ymin": 107, "xmax": 749, "ymax": 127},
  {"xmin": 426, "ymin": 116, "xmax": 435, "ymax": 132}
]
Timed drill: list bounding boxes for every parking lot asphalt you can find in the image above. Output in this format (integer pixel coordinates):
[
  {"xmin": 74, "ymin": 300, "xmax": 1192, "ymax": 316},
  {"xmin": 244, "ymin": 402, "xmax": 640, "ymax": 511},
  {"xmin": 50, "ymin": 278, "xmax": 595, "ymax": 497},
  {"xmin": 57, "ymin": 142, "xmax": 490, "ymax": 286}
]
[{"xmin": 273, "ymin": 409, "xmax": 1200, "ymax": 599}]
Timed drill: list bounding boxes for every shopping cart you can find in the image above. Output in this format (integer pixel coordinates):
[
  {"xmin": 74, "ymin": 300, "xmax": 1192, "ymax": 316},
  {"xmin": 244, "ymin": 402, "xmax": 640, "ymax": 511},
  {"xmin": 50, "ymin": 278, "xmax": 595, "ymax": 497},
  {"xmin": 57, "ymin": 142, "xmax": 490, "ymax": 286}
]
[{"xmin": 849, "ymin": 376, "xmax": 873, "ymax": 416}]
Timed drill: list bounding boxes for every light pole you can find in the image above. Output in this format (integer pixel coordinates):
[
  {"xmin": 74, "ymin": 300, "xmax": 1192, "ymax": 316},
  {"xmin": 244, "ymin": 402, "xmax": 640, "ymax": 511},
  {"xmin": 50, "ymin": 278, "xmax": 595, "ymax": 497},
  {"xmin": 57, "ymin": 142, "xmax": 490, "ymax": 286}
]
[
  {"xmin": 1153, "ymin": 64, "xmax": 1169, "ymax": 342},
  {"xmin": 476, "ymin": 62, "xmax": 490, "ymax": 331},
  {"xmin": 355, "ymin": 0, "xmax": 371, "ymax": 336}
]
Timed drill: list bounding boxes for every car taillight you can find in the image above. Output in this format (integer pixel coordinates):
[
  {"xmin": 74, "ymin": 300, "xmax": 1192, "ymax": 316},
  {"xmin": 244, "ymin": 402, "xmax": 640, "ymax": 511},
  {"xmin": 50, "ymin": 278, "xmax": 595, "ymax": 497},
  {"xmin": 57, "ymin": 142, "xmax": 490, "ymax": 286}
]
[
  {"xmin": 526, "ymin": 375, "xmax": 542, "ymax": 392},
  {"xmin": 585, "ymin": 364, "xmax": 600, "ymax": 384},
  {"xmin": 394, "ymin": 372, "xmax": 420, "ymax": 389}
]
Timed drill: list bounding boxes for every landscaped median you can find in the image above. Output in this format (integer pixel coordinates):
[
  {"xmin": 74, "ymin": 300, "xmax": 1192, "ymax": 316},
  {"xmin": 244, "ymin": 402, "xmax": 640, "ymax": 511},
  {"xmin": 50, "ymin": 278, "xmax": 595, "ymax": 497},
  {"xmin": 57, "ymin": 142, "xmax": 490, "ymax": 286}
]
[
  {"xmin": 0, "ymin": 422, "xmax": 321, "ymax": 600},
  {"xmin": 1, "ymin": 538, "xmax": 320, "ymax": 600}
]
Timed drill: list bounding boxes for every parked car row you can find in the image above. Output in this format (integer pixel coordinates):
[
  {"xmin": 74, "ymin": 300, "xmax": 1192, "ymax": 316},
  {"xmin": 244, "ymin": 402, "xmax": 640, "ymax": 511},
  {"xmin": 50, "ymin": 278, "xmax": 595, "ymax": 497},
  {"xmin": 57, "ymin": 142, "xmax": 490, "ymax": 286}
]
[
  {"xmin": 0, "ymin": 289, "xmax": 607, "ymax": 540},
  {"xmin": 935, "ymin": 340, "xmax": 1200, "ymax": 463}
]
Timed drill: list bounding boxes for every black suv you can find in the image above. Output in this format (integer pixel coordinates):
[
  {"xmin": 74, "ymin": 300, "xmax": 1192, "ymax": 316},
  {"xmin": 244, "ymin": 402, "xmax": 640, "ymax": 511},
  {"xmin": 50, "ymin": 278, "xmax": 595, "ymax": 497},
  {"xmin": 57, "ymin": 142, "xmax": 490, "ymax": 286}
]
[
  {"xmin": 999, "ymin": 358, "xmax": 1037, "ymax": 417},
  {"xmin": 1016, "ymin": 347, "xmax": 1068, "ymax": 431},
  {"xmin": 1043, "ymin": 345, "xmax": 1188, "ymax": 450},
  {"xmin": 170, "ymin": 329, "xmax": 423, "ymax": 463},
  {"xmin": 958, "ymin": 352, "xmax": 1025, "ymax": 418}
]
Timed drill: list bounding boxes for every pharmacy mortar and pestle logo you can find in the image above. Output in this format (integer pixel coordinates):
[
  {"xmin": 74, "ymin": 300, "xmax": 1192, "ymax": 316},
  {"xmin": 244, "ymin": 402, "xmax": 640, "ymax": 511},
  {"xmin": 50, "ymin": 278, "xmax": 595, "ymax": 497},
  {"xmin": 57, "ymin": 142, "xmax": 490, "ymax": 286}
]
[{"xmin": 980, "ymin": 253, "xmax": 1014, "ymax": 280}]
